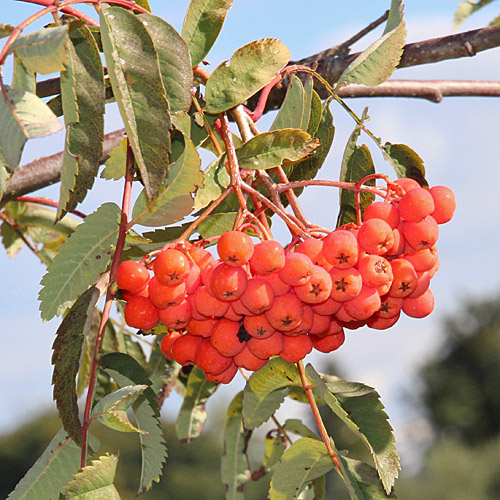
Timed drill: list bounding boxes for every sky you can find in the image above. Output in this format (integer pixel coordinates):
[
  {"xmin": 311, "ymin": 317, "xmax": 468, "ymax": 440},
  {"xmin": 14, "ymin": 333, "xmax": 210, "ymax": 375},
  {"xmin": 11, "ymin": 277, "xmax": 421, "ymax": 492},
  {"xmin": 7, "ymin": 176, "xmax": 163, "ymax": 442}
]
[{"xmin": 1, "ymin": 0, "xmax": 500, "ymax": 471}]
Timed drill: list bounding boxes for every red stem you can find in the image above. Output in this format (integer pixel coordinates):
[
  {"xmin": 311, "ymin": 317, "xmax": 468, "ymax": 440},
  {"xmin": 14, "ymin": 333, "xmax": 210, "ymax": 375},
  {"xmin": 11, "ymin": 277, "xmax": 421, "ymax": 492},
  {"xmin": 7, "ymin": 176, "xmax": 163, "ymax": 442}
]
[
  {"xmin": 15, "ymin": 195, "xmax": 87, "ymax": 219},
  {"xmin": 80, "ymin": 141, "xmax": 134, "ymax": 469}
]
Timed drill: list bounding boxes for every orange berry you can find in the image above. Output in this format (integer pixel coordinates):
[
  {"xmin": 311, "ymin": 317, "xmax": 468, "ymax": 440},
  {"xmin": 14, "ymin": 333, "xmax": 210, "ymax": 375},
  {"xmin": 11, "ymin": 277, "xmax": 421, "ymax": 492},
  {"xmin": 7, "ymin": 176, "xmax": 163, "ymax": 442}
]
[
  {"xmin": 312, "ymin": 297, "xmax": 342, "ymax": 315},
  {"xmin": 160, "ymin": 331, "xmax": 183, "ymax": 359},
  {"xmin": 171, "ymin": 334, "xmax": 202, "ymax": 366},
  {"xmin": 116, "ymin": 260, "xmax": 150, "ymax": 293},
  {"xmin": 388, "ymin": 259, "xmax": 418, "ymax": 298},
  {"xmin": 402, "ymin": 288, "xmax": 434, "ymax": 318},
  {"xmin": 195, "ymin": 338, "xmax": 233, "ymax": 375},
  {"xmin": 193, "ymin": 286, "xmax": 229, "ymax": 317},
  {"xmin": 279, "ymin": 334, "xmax": 312, "ymax": 363},
  {"xmin": 343, "ymin": 285, "xmax": 381, "ymax": 321},
  {"xmin": 329, "ymin": 267, "xmax": 362, "ymax": 303},
  {"xmin": 377, "ymin": 296, "xmax": 403, "ymax": 319},
  {"xmin": 322, "ymin": 230, "xmax": 359, "ymax": 269},
  {"xmin": 210, "ymin": 319, "xmax": 247, "ymax": 357},
  {"xmin": 208, "ymin": 262, "xmax": 248, "ymax": 301},
  {"xmin": 409, "ymin": 271, "xmax": 431, "ymax": 298},
  {"xmin": 224, "ymin": 306, "xmax": 244, "ymax": 322},
  {"xmin": 240, "ymin": 277, "xmax": 274, "ymax": 314},
  {"xmin": 404, "ymin": 246, "xmax": 438, "ymax": 272},
  {"xmin": 386, "ymin": 225, "xmax": 405, "ymax": 257},
  {"xmin": 205, "ymin": 362, "xmax": 238, "ymax": 383},
  {"xmin": 217, "ymin": 230, "xmax": 254, "ymax": 266},
  {"xmin": 243, "ymin": 313, "xmax": 276, "ymax": 339},
  {"xmin": 394, "ymin": 177, "xmax": 420, "ymax": 192},
  {"xmin": 185, "ymin": 263, "xmax": 202, "ymax": 294},
  {"xmin": 265, "ymin": 293, "xmax": 304, "ymax": 332},
  {"xmin": 311, "ymin": 330, "xmax": 345, "ymax": 353},
  {"xmin": 247, "ymin": 330, "xmax": 284, "ymax": 359},
  {"xmin": 278, "ymin": 252, "xmax": 313, "ymax": 286},
  {"xmin": 294, "ymin": 265, "xmax": 332, "ymax": 304},
  {"xmin": 403, "ymin": 216, "xmax": 439, "ymax": 251},
  {"xmin": 124, "ymin": 295, "xmax": 159, "ymax": 330},
  {"xmin": 257, "ymin": 272, "xmax": 291, "ymax": 296},
  {"xmin": 148, "ymin": 276, "xmax": 186, "ymax": 308},
  {"xmin": 153, "ymin": 248, "xmax": 190, "ymax": 286},
  {"xmin": 295, "ymin": 238, "xmax": 332, "ymax": 269},
  {"xmin": 158, "ymin": 299, "xmax": 192, "ymax": 329},
  {"xmin": 357, "ymin": 218, "xmax": 394, "ymax": 255},
  {"xmin": 309, "ymin": 313, "xmax": 332, "ymax": 335},
  {"xmin": 249, "ymin": 240, "xmax": 285, "ymax": 274},
  {"xmin": 188, "ymin": 246, "xmax": 215, "ymax": 271},
  {"xmin": 186, "ymin": 317, "xmax": 217, "ymax": 338},
  {"xmin": 398, "ymin": 187, "xmax": 435, "ymax": 222},
  {"xmin": 429, "ymin": 185, "xmax": 456, "ymax": 224},
  {"xmin": 364, "ymin": 201, "xmax": 400, "ymax": 229},
  {"xmin": 287, "ymin": 305, "xmax": 314, "ymax": 336},
  {"xmin": 234, "ymin": 345, "xmax": 268, "ymax": 371},
  {"xmin": 120, "ymin": 288, "xmax": 149, "ymax": 301},
  {"xmin": 230, "ymin": 299, "xmax": 254, "ymax": 316},
  {"xmin": 367, "ymin": 313, "xmax": 400, "ymax": 330},
  {"xmin": 356, "ymin": 255, "xmax": 393, "ymax": 288}
]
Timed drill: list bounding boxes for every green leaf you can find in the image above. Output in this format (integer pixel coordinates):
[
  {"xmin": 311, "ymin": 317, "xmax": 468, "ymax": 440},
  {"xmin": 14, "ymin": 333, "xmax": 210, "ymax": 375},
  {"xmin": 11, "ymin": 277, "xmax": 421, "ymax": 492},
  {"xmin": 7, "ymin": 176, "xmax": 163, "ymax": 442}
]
[
  {"xmin": 271, "ymin": 75, "xmax": 309, "ymax": 132},
  {"xmin": 52, "ymin": 286, "xmax": 102, "ymax": 444},
  {"xmin": 193, "ymin": 154, "xmax": 229, "ymax": 211},
  {"xmin": 100, "ymin": 137, "xmax": 127, "ymax": 180},
  {"xmin": 337, "ymin": 455, "xmax": 399, "ymax": 499},
  {"xmin": 383, "ymin": 142, "xmax": 428, "ymax": 188},
  {"xmin": 65, "ymin": 454, "xmax": 120, "ymax": 499},
  {"xmin": 282, "ymin": 419, "xmax": 318, "ymax": 439},
  {"xmin": 263, "ymin": 432, "xmax": 286, "ymax": 469},
  {"xmin": 6, "ymin": 429, "xmax": 99, "ymax": 500},
  {"xmin": 15, "ymin": 202, "xmax": 79, "ymax": 236},
  {"xmin": 307, "ymin": 366, "xmax": 400, "ymax": 495},
  {"xmin": 0, "ymin": 88, "xmax": 63, "ymax": 171},
  {"xmin": 102, "ymin": 353, "xmax": 167, "ymax": 494},
  {"xmin": 242, "ymin": 358, "xmax": 303, "ymax": 429},
  {"xmin": 0, "ymin": 163, "xmax": 8, "ymax": 197},
  {"xmin": 176, "ymin": 366, "xmax": 217, "ymax": 443},
  {"xmin": 0, "ymin": 23, "xmax": 15, "ymax": 39},
  {"xmin": 92, "ymin": 385, "xmax": 149, "ymax": 434},
  {"xmin": 12, "ymin": 55, "xmax": 36, "ymax": 93},
  {"xmin": 221, "ymin": 392, "xmax": 252, "ymax": 500},
  {"xmin": 453, "ymin": 0, "xmax": 495, "ymax": 30},
  {"xmin": 139, "ymin": 13, "xmax": 193, "ymax": 113},
  {"xmin": 59, "ymin": 24, "xmax": 105, "ymax": 219},
  {"xmin": 100, "ymin": 4, "xmax": 171, "ymax": 200},
  {"xmin": 205, "ymin": 38, "xmax": 291, "ymax": 114},
  {"xmin": 336, "ymin": 0, "xmax": 406, "ymax": 87},
  {"xmin": 197, "ymin": 211, "xmax": 238, "ymax": 238},
  {"xmin": 38, "ymin": 202, "xmax": 121, "ymax": 321},
  {"xmin": 268, "ymin": 438, "xmax": 335, "ymax": 500},
  {"xmin": 1, "ymin": 221, "xmax": 24, "ymax": 257},
  {"xmin": 132, "ymin": 131, "xmax": 203, "ymax": 227},
  {"xmin": 182, "ymin": 0, "xmax": 234, "ymax": 67},
  {"xmin": 8, "ymin": 25, "xmax": 69, "ymax": 74},
  {"xmin": 306, "ymin": 89, "xmax": 323, "ymax": 137},
  {"xmin": 236, "ymin": 129, "xmax": 319, "ymax": 170}
]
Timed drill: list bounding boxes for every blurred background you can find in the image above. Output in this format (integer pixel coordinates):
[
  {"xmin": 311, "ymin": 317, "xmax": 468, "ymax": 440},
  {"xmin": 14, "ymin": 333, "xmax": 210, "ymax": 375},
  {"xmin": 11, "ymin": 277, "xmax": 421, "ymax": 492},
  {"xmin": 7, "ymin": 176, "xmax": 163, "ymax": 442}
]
[{"xmin": 1, "ymin": 0, "xmax": 499, "ymax": 498}]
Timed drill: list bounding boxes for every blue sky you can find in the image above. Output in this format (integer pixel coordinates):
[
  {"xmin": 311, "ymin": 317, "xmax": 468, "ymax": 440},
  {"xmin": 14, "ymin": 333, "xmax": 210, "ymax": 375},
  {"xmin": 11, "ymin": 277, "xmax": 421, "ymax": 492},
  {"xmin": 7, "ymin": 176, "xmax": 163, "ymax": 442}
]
[{"xmin": 1, "ymin": 0, "xmax": 500, "ymax": 469}]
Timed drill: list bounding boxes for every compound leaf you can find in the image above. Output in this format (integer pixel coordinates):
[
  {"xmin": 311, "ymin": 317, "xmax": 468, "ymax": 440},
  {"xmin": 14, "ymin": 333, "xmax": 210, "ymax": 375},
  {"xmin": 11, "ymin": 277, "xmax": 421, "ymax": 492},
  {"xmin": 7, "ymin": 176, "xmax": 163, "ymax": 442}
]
[
  {"xmin": 205, "ymin": 38, "xmax": 290, "ymax": 114},
  {"xmin": 6, "ymin": 429, "xmax": 99, "ymax": 500},
  {"xmin": 59, "ymin": 23, "xmax": 105, "ymax": 219},
  {"xmin": 222, "ymin": 392, "xmax": 252, "ymax": 500},
  {"xmin": 64, "ymin": 454, "xmax": 120, "ymax": 499},
  {"xmin": 39, "ymin": 202, "xmax": 121, "ymax": 321},
  {"xmin": 307, "ymin": 366, "xmax": 400, "ymax": 494},
  {"xmin": 100, "ymin": 4, "xmax": 171, "ymax": 200},
  {"xmin": 242, "ymin": 358, "xmax": 303, "ymax": 430},
  {"xmin": 52, "ymin": 286, "xmax": 102, "ymax": 444},
  {"xmin": 176, "ymin": 366, "xmax": 217, "ymax": 443},
  {"xmin": 182, "ymin": 0, "xmax": 234, "ymax": 67},
  {"xmin": 269, "ymin": 438, "xmax": 334, "ymax": 500},
  {"xmin": 8, "ymin": 25, "xmax": 69, "ymax": 74}
]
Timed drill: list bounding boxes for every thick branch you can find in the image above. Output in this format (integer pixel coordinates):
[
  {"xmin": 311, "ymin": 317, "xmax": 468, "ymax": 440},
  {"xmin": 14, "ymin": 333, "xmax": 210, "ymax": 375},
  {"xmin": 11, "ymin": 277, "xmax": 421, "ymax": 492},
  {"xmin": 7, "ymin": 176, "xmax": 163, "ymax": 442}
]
[{"xmin": 1, "ymin": 128, "xmax": 125, "ymax": 203}]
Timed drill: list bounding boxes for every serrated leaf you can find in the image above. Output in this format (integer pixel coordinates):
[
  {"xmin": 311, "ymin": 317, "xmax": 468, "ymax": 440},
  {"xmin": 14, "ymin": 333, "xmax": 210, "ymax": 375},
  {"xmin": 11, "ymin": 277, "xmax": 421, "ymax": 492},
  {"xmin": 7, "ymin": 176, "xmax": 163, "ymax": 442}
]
[
  {"xmin": 222, "ymin": 392, "xmax": 252, "ymax": 500},
  {"xmin": 205, "ymin": 38, "xmax": 290, "ymax": 114},
  {"xmin": 242, "ymin": 358, "xmax": 303, "ymax": 429},
  {"xmin": 236, "ymin": 129, "xmax": 319, "ymax": 170},
  {"xmin": 197, "ymin": 211, "xmax": 238, "ymax": 238},
  {"xmin": 338, "ymin": 454, "xmax": 399, "ymax": 499},
  {"xmin": 139, "ymin": 13, "xmax": 193, "ymax": 113},
  {"xmin": 336, "ymin": 0, "xmax": 406, "ymax": 88},
  {"xmin": 65, "ymin": 454, "xmax": 120, "ymax": 499},
  {"xmin": 92, "ymin": 385, "xmax": 148, "ymax": 434},
  {"xmin": 1, "ymin": 221, "xmax": 24, "ymax": 257},
  {"xmin": 102, "ymin": 353, "xmax": 167, "ymax": 494},
  {"xmin": 453, "ymin": 0, "xmax": 495, "ymax": 30},
  {"xmin": 100, "ymin": 137, "xmax": 127, "ymax": 180},
  {"xmin": 0, "ymin": 23, "xmax": 14, "ymax": 39},
  {"xmin": 383, "ymin": 142, "xmax": 428, "ymax": 188},
  {"xmin": 283, "ymin": 419, "xmax": 318, "ymax": 439},
  {"xmin": 15, "ymin": 202, "xmax": 79, "ymax": 236},
  {"xmin": 271, "ymin": 75, "xmax": 309, "ymax": 132},
  {"xmin": 100, "ymin": 4, "xmax": 171, "ymax": 200},
  {"xmin": 12, "ymin": 55, "xmax": 36, "ymax": 93},
  {"xmin": 58, "ymin": 24, "xmax": 105, "ymax": 219},
  {"xmin": 0, "ymin": 88, "xmax": 63, "ymax": 171},
  {"xmin": 132, "ymin": 131, "xmax": 203, "ymax": 226},
  {"xmin": 0, "ymin": 163, "xmax": 8, "ymax": 197},
  {"xmin": 6, "ymin": 429, "xmax": 99, "ymax": 500},
  {"xmin": 307, "ymin": 366, "xmax": 400, "ymax": 494},
  {"xmin": 8, "ymin": 25, "xmax": 69, "ymax": 74},
  {"xmin": 52, "ymin": 285, "xmax": 102, "ymax": 444},
  {"xmin": 182, "ymin": 0, "xmax": 234, "ymax": 67},
  {"xmin": 269, "ymin": 438, "xmax": 334, "ymax": 500},
  {"xmin": 39, "ymin": 202, "xmax": 120, "ymax": 321},
  {"xmin": 176, "ymin": 366, "xmax": 217, "ymax": 443},
  {"xmin": 193, "ymin": 154, "xmax": 229, "ymax": 211}
]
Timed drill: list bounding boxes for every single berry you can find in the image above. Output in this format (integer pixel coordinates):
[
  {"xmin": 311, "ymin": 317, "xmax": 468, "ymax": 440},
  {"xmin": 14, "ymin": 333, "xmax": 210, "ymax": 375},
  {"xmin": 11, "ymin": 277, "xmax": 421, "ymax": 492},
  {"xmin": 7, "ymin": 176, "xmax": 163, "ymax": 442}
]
[
  {"xmin": 404, "ymin": 246, "xmax": 438, "ymax": 272},
  {"xmin": 186, "ymin": 317, "xmax": 217, "ymax": 338},
  {"xmin": 240, "ymin": 277, "xmax": 274, "ymax": 314},
  {"xmin": 329, "ymin": 267, "xmax": 363, "ymax": 303},
  {"xmin": 171, "ymin": 334, "xmax": 202, "ymax": 366},
  {"xmin": 394, "ymin": 177, "xmax": 421, "ymax": 192},
  {"xmin": 205, "ymin": 362, "xmax": 238, "ymax": 384},
  {"xmin": 342, "ymin": 285, "xmax": 381, "ymax": 321},
  {"xmin": 312, "ymin": 297, "xmax": 342, "ymax": 315},
  {"xmin": 429, "ymin": 185, "xmax": 456, "ymax": 224},
  {"xmin": 322, "ymin": 230, "xmax": 359, "ymax": 269},
  {"xmin": 188, "ymin": 246, "xmax": 216, "ymax": 270},
  {"xmin": 257, "ymin": 272, "xmax": 291, "ymax": 296},
  {"xmin": 356, "ymin": 255, "xmax": 393, "ymax": 288},
  {"xmin": 310, "ymin": 330, "xmax": 345, "ymax": 353},
  {"xmin": 160, "ymin": 331, "xmax": 183, "ymax": 359},
  {"xmin": 208, "ymin": 262, "xmax": 248, "ymax": 301},
  {"xmin": 116, "ymin": 260, "xmax": 150, "ymax": 293},
  {"xmin": 294, "ymin": 265, "xmax": 332, "ymax": 304},
  {"xmin": 398, "ymin": 187, "xmax": 435, "ymax": 222},
  {"xmin": 402, "ymin": 288, "xmax": 434, "ymax": 318},
  {"xmin": 309, "ymin": 312, "xmax": 332, "ymax": 335},
  {"xmin": 367, "ymin": 313, "xmax": 401, "ymax": 330},
  {"xmin": 243, "ymin": 314, "xmax": 276, "ymax": 339},
  {"xmin": 403, "ymin": 215, "xmax": 439, "ymax": 251},
  {"xmin": 148, "ymin": 276, "xmax": 186, "ymax": 308},
  {"xmin": 278, "ymin": 252, "xmax": 313, "ymax": 286},
  {"xmin": 287, "ymin": 305, "xmax": 314, "ymax": 336},
  {"xmin": 377, "ymin": 296, "xmax": 403, "ymax": 318},
  {"xmin": 193, "ymin": 286, "xmax": 230, "ymax": 317},
  {"xmin": 279, "ymin": 334, "xmax": 313, "ymax": 363},
  {"xmin": 247, "ymin": 330, "xmax": 284, "ymax": 359},
  {"xmin": 249, "ymin": 240, "xmax": 285, "ymax": 274},
  {"xmin": 195, "ymin": 339, "xmax": 233, "ymax": 375},
  {"xmin": 124, "ymin": 296, "xmax": 159, "ymax": 330},
  {"xmin": 265, "ymin": 293, "xmax": 304, "ymax": 332},
  {"xmin": 295, "ymin": 238, "xmax": 332, "ymax": 269},
  {"xmin": 158, "ymin": 299, "xmax": 192, "ymax": 329},
  {"xmin": 357, "ymin": 218, "xmax": 394, "ymax": 255},
  {"xmin": 217, "ymin": 230, "xmax": 254, "ymax": 266},
  {"xmin": 153, "ymin": 248, "xmax": 190, "ymax": 286},
  {"xmin": 234, "ymin": 345, "xmax": 268, "ymax": 371},
  {"xmin": 388, "ymin": 258, "xmax": 418, "ymax": 298},
  {"xmin": 364, "ymin": 201, "xmax": 400, "ymax": 229},
  {"xmin": 211, "ymin": 319, "xmax": 247, "ymax": 357}
]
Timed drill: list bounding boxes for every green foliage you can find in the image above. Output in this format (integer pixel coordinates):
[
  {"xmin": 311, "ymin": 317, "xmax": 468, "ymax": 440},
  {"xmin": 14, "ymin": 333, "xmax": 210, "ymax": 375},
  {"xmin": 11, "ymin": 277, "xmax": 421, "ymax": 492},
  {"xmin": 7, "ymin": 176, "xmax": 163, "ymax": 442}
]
[
  {"xmin": 59, "ymin": 23, "xmax": 105, "ymax": 219},
  {"xmin": 100, "ymin": 4, "xmax": 172, "ymax": 200},
  {"xmin": 11, "ymin": 55, "xmax": 35, "ymax": 93},
  {"xmin": 0, "ymin": 23, "xmax": 14, "ymax": 39},
  {"xmin": 100, "ymin": 138, "xmax": 127, "ymax": 181},
  {"xmin": 182, "ymin": 0, "xmax": 234, "ymax": 67},
  {"xmin": 221, "ymin": 392, "xmax": 252, "ymax": 500},
  {"xmin": 64, "ymin": 454, "xmax": 120, "ymax": 499},
  {"xmin": 6, "ymin": 427, "xmax": 99, "ymax": 500},
  {"xmin": 176, "ymin": 366, "xmax": 217, "ymax": 443},
  {"xmin": 383, "ymin": 143, "xmax": 428, "ymax": 188},
  {"xmin": 204, "ymin": 38, "xmax": 290, "ymax": 113},
  {"xmin": 52, "ymin": 286, "xmax": 103, "ymax": 444},
  {"xmin": 271, "ymin": 75, "xmax": 311, "ymax": 132},
  {"xmin": 7, "ymin": 25, "xmax": 69, "ymax": 74},
  {"xmin": 38, "ymin": 202, "xmax": 121, "ymax": 321},
  {"xmin": 453, "ymin": 0, "xmax": 498, "ymax": 30}
]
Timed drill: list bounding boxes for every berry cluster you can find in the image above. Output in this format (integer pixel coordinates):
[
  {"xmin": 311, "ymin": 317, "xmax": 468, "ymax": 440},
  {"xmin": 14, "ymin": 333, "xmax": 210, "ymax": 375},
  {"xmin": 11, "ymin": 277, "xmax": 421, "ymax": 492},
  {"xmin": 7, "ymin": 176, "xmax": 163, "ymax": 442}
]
[{"xmin": 116, "ymin": 180, "xmax": 455, "ymax": 384}]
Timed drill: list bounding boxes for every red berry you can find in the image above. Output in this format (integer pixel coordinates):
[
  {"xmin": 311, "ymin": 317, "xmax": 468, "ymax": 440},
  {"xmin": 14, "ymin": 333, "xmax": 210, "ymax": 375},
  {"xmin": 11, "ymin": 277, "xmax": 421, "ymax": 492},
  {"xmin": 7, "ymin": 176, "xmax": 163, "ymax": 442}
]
[
  {"xmin": 186, "ymin": 317, "xmax": 217, "ymax": 338},
  {"xmin": 402, "ymin": 289, "xmax": 434, "ymax": 318},
  {"xmin": 310, "ymin": 330, "xmax": 345, "ymax": 353},
  {"xmin": 243, "ymin": 313, "xmax": 276, "ymax": 339},
  {"xmin": 148, "ymin": 276, "xmax": 186, "ymax": 308},
  {"xmin": 158, "ymin": 299, "xmax": 192, "ymax": 329},
  {"xmin": 294, "ymin": 265, "xmax": 332, "ymax": 304},
  {"xmin": 234, "ymin": 345, "xmax": 268, "ymax": 371},
  {"xmin": 329, "ymin": 267, "xmax": 362, "ymax": 303},
  {"xmin": 429, "ymin": 185, "xmax": 456, "ymax": 224},
  {"xmin": 356, "ymin": 255, "xmax": 393, "ymax": 288},
  {"xmin": 195, "ymin": 338, "xmax": 233, "ymax": 375},
  {"xmin": 265, "ymin": 293, "xmax": 304, "ymax": 332},
  {"xmin": 153, "ymin": 248, "xmax": 190, "ymax": 286},
  {"xmin": 388, "ymin": 259, "xmax": 418, "ymax": 298},
  {"xmin": 217, "ymin": 230, "xmax": 254, "ymax": 267},
  {"xmin": 278, "ymin": 252, "xmax": 313, "ymax": 286},
  {"xmin": 250, "ymin": 240, "xmax": 285, "ymax": 274},
  {"xmin": 171, "ymin": 334, "xmax": 202, "ymax": 366},
  {"xmin": 211, "ymin": 319, "xmax": 247, "ymax": 357},
  {"xmin": 322, "ymin": 230, "xmax": 359, "ymax": 269},
  {"xmin": 342, "ymin": 285, "xmax": 381, "ymax": 321},
  {"xmin": 240, "ymin": 277, "xmax": 274, "ymax": 314},
  {"xmin": 394, "ymin": 177, "xmax": 421, "ymax": 192},
  {"xmin": 247, "ymin": 330, "xmax": 284, "ymax": 359},
  {"xmin": 295, "ymin": 238, "xmax": 332, "ymax": 269},
  {"xmin": 364, "ymin": 201, "xmax": 400, "ymax": 229},
  {"xmin": 357, "ymin": 218, "xmax": 394, "ymax": 255},
  {"xmin": 205, "ymin": 362, "xmax": 238, "ymax": 383},
  {"xmin": 116, "ymin": 260, "xmax": 150, "ymax": 293},
  {"xmin": 398, "ymin": 187, "xmax": 435, "ymax": 222},
  {"xmin": 193, "ymin": 286, "xmax": 229, "ymax": 317},
  {"xmin": 279, "ymin": 334, "xmax": 312, "ymax": 363},
  {"xmin": 124, "ymin": 296, "xmax": 159, "ymax": 330},
  {"xmin": 160, "ymin": 331, "xmax": 183, "ymax": 359},
  {"xmin": 403, "ymin": 215, "xmax": 439, "ymax": 251},
  {"xmin": 208, "ymin": 262, "xmax": 248, "ymax": 301}
]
